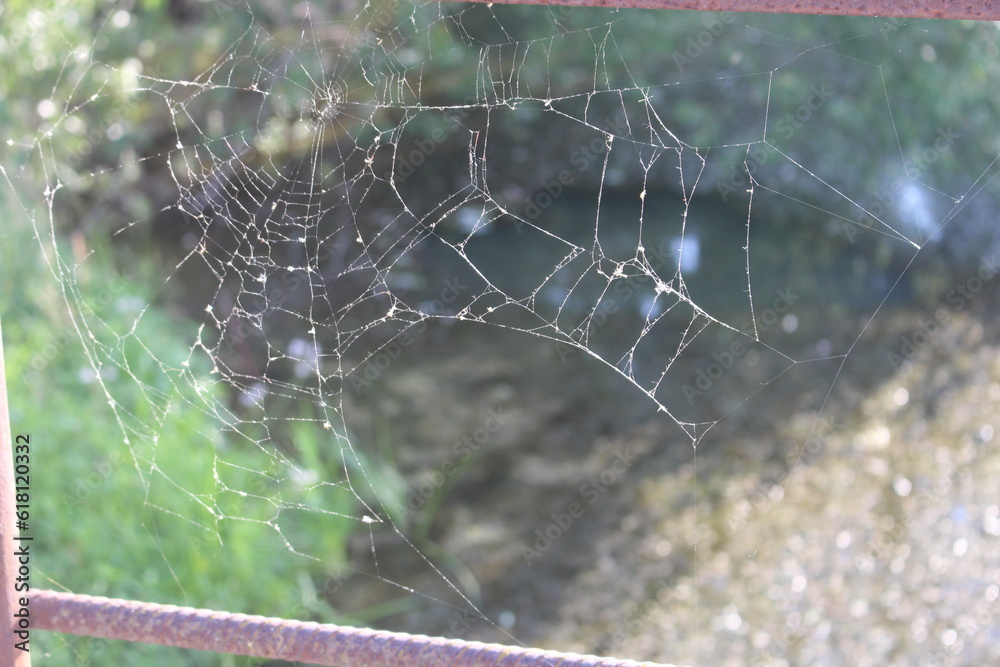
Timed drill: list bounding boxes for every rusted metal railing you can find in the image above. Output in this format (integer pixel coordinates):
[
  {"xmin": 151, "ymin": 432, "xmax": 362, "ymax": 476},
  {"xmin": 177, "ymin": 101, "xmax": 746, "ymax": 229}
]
[
  {"xmin": 30, "ymin": 590, "xmax": 663, "ymax": 667},
  {"xmin": 454, "ymin": 0, "xmax": 1000, "ymax": 21}
]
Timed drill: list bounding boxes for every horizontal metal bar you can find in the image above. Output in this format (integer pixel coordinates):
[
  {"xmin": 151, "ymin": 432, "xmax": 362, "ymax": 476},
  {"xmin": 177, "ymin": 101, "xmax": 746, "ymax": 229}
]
[
  {"xmin": 30, "ymin": 590, "xmax": 666, "ymax": 667},
  {"xmin": 445, "ymin": 0, "xmax": 1000, "ymax": 21}
]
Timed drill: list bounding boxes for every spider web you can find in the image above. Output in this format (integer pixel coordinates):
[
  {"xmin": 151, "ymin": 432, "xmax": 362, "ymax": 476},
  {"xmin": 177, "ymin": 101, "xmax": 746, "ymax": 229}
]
[{"xmin": 9, "ymin": 1, "xmax": 1000, "ymax": 664}]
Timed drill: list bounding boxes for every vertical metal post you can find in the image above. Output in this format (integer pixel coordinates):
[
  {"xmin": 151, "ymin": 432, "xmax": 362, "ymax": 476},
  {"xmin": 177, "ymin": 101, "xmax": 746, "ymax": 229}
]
[{"xmin": 0, "ymin": 313, "xmax": 31, "ymax": 666}]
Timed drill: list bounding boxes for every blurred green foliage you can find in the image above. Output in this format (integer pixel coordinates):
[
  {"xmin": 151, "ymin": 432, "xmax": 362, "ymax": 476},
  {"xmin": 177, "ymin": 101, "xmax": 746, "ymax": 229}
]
[{"xmin": 0, "ymin": 205, "xmax": 366, "ymax": 664}]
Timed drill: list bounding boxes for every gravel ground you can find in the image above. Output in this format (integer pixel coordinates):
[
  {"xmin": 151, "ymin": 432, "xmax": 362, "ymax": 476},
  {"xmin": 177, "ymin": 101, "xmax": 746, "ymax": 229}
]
[{"xmin": 342, "ymin": 284, "xmax": 1000, "ymax": 667}]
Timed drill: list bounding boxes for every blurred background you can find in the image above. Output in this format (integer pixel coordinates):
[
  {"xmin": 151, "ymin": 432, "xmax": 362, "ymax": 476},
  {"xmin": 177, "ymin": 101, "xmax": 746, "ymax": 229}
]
[{"xmin": 1, "ymin": 1, "xmax": 999, "ymax": 665}]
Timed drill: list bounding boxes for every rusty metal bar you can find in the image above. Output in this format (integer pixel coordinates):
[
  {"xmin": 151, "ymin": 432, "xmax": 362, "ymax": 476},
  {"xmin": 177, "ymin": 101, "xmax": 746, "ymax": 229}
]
[
  {"xmin": 446, "ymin": 0, "xmax": 1000, "ymax": 21},
  {"xmin": 0, "ymin": 314, "xmax": 31, "ymax": 666},
  {"xmin": 31, "ymin": 590, "xmax": 664, "ymax": 667}
]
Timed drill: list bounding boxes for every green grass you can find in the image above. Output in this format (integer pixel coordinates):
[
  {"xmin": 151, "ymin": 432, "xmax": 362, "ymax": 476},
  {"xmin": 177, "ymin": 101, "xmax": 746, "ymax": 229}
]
[{"xmin": 0, "ymin": 209, "xmax": 371, "ymax": 665}]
